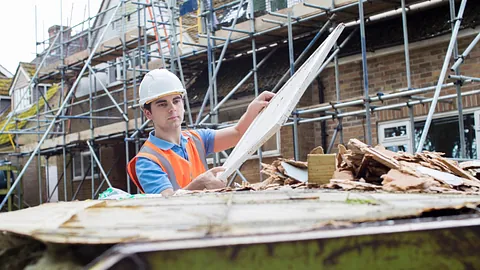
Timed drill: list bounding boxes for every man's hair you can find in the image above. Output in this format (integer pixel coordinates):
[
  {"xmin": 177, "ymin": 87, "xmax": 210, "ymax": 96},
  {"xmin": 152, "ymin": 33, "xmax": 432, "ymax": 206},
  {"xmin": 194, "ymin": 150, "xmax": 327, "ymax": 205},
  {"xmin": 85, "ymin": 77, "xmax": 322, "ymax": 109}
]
[{"xmin": 143, "ymin": 103, "xmax": 151, "ymax": 112}]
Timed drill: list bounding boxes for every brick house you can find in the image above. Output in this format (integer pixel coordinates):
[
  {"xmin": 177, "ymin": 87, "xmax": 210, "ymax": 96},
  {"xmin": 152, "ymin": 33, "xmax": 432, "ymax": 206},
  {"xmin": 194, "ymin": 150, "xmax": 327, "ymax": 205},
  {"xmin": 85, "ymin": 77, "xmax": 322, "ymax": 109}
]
[{"xmin": 4, "ymin": 0, "xmax": 480, "ymax": 207}]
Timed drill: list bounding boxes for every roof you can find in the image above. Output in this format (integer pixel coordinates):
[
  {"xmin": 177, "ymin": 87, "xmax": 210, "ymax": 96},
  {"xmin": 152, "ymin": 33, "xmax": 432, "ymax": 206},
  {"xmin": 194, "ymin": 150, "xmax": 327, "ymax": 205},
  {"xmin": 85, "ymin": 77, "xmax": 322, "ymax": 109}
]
[
  {"xmin": 19, "ymin": 62, "xmax": 36, "ymax": 78},
  {"xmin": 0, "ymin": 78, "xmax": 12, "ymax": 96},
  {"xmin": 0, "ymin": 64, "xmax": 13, "ymax": 78},
  {"xmin": 188, "ymin": 2, "xmax": 480, "ymax": 106},
  {"xmin": 0, "ymin": 85, "xmax": 59, "ymax": 146},
  {"xmin": 0, "ymin": 189, "xmax": 479, "ymax": 245}
]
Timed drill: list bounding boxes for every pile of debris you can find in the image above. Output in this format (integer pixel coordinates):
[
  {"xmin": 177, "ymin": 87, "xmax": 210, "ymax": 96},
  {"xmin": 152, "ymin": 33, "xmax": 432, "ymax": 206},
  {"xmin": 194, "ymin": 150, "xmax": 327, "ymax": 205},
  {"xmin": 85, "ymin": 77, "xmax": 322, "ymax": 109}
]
[
  {"xmin": 327, "ymin": 139, "xmax": 480, "ymax": 194},
  {"xmin": 254, "ymin": 139, "xmax": 480, "ymax": 194},
  {"xmin": 252, "ymin": 158, "xmax": 318, "ymax": 191}
]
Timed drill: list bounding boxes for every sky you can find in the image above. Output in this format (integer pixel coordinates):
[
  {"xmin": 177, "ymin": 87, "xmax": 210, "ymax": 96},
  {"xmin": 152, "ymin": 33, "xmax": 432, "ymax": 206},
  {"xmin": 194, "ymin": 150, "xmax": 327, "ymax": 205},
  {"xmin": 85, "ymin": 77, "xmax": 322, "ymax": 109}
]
[{"xmin": 0, "ymin": 0, "xmax": 102, "ymax": 74}]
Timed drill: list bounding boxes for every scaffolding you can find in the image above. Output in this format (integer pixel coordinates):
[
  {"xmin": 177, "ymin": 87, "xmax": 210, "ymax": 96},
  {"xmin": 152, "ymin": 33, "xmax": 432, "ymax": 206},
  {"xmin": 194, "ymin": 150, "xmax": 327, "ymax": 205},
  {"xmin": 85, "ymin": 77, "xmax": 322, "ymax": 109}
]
[{"xmin": 1, "ymin": 0, "xmax": 480, "ymax": 210}]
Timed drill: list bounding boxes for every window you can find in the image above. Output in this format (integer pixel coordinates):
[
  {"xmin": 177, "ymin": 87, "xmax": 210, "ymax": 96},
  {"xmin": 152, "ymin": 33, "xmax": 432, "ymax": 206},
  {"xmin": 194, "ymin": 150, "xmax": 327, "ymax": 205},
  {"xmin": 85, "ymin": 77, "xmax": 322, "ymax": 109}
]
[
  {"xmin": 13, "ymin": 86, "xmax": 32, "ymax": 112},
  {"xmin": 378, "ymin": 120, "xmax": 412, "ymax": 153},
  {"xmin": 414, "ymin": 115, "xmax": 477, "ymax": 159},
  {"xmin": 266, "ymin": 0, "xmax": 303, "ymax": 12},
  {"xmin": 378, "ymin": 113, "xmax": 478, "ymax": 159},
  {"xmin": 72, "ymin": 151, "xmax": 99, "ymax": 181},
  {"xmin": 115, "ymin": 53, "xmax": 148, "ymax": 82}
]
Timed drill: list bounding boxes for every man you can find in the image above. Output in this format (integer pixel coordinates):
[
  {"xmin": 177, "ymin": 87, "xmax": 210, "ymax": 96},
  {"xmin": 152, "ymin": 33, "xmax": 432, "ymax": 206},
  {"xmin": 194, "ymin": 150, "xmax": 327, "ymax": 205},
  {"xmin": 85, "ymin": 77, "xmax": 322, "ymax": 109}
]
[{"xmin": 127, "ymin": 69, "xmax": 274, "ymax": 196}]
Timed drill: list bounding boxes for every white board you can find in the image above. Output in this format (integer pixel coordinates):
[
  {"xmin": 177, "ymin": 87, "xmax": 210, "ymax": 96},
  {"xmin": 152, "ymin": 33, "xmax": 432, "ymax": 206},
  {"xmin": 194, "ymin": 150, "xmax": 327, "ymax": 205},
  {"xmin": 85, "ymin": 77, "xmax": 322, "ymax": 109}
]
[
  {"xmin": 281, "ymin": 161, "xmax": 308, "ymax": 182},
  {"xmin": 218, "ymin": 24, "xmax": 345, "ymax": 181}
]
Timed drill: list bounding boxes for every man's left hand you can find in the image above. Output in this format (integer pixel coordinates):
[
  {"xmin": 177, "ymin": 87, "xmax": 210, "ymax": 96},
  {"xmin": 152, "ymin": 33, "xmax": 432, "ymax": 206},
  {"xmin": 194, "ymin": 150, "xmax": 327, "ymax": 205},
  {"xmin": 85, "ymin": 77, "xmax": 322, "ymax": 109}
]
[{"xmin": 247, "ymin": 91, "xmax": 275, "ymax": 116}]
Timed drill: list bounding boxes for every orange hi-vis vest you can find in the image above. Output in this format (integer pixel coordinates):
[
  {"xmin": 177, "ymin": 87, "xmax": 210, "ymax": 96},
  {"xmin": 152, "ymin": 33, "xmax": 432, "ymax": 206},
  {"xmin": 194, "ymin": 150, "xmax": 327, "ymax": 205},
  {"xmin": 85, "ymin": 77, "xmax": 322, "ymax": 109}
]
[{"xmin": 127, "ymin": 130, "xmax": 209, "ymax": 193}]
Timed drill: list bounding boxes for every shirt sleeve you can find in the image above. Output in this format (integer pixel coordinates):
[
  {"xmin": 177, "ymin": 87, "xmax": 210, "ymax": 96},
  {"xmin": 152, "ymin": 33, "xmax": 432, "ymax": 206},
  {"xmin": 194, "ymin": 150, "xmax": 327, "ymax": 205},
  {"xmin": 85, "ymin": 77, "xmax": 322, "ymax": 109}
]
[
  {"xmin": 135, "ymin": 157, "xmax": 173, "ymax": 194},
  {"xmin": 194, "ymin": 128, "xmax": 216, "ymax": 156}
]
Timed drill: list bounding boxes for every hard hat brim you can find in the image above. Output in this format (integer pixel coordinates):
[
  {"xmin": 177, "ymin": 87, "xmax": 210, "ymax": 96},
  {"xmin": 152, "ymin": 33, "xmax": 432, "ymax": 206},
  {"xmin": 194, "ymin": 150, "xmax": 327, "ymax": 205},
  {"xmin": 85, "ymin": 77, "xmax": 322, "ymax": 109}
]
[{"xmin": 144, "ymin": 90, "xmax": 185, "ymax": 105}]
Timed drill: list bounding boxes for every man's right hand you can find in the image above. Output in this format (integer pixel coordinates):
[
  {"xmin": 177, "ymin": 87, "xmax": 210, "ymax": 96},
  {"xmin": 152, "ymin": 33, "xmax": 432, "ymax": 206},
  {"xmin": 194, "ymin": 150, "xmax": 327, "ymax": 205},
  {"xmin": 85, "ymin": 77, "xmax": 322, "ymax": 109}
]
[{"xmin": 184, "ymin": 167, "xmax": 226, "ymax": 191}]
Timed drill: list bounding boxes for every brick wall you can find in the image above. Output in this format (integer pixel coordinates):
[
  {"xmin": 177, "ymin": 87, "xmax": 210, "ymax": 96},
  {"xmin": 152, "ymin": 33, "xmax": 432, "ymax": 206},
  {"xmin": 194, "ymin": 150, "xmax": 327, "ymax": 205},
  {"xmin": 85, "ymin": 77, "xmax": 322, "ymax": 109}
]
[
  {"xmin": 11, "ymin": 156, "xmax": 46, "ymax": 207},
  {"xmin": 54, "ymin": 143, "xmax": 129, "ymax": 201},
  {"xmin": 314, "ymin": 33, "xmax": 480, "ymax": 152},
  {"xmin": 240, "ymin": 32, "xmax": 480, "ymax": 182}
]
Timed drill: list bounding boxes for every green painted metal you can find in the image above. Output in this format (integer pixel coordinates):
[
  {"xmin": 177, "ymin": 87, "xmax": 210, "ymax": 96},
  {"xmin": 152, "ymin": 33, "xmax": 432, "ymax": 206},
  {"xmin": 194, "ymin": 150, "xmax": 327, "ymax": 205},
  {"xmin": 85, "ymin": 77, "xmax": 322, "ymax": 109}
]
[{"xmin": 109, "ymin": 225, "xmax": 480, "ymax": 269}]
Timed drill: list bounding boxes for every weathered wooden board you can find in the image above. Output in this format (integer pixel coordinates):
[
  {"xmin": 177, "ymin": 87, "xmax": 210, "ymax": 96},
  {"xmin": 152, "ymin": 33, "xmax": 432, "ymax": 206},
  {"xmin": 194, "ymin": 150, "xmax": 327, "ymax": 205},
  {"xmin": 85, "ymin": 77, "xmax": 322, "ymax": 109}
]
[
  {"xmin": 0, "ymin": 189, "xmax": 480, "ymax": 245},
  {"xmin": 308, "ymin": 154, "xmax": 336, "ymax": 184},
  {"xmin": 218, "ymin": 24, "xmax": 345, "ymax": 181}
]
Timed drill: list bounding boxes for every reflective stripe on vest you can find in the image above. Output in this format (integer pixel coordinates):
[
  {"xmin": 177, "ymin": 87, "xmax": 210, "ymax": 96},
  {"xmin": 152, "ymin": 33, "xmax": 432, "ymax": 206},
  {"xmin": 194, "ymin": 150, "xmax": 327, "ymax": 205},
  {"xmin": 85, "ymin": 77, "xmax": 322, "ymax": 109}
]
[
  {"xmin": 139, "ymin": 143, "xmax": 181, "ymax": 190},
  {"xmin": 128, "ymin": 130, "xmax": 209, "ymax": 192},
  {"xmin": 186, "ymin": 131, "xmax": 208, "ymax": 171}
]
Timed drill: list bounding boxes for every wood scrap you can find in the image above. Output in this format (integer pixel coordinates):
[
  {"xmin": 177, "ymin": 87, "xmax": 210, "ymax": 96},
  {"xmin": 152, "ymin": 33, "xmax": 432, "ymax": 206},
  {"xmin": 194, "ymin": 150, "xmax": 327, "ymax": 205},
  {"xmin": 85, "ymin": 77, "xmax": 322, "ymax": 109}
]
[
  {"xmin": 332, "ymin": 169, "xmax": 355, "ymax": 181},
  {"xmin": 348, "ymin": 139, "xmax": 400, "ymax": 170},
  {"xmin": 284, "ymin": 159, "xmax": 308, "ymax": 169},
  {"xmin": 459, "ymin": 160, "xmax": 480, "ymax": 170},
  {"xmin": 381, "ymin": 169, "xmax": 439, "ymax": 192},
  {"xmin": 436, "ymin": 158, "xmax": 480, "ymax": 182},
  {"xmin": 256, "ymin": 158, "xmax": 310, "ymax": 189},
  {"xmin": 310, "ymin": 146, "xmax": 324, "ymax": 154},
  {"xmin": 324, "ymin": 179, "xmax": 382, "ymax": 191}
]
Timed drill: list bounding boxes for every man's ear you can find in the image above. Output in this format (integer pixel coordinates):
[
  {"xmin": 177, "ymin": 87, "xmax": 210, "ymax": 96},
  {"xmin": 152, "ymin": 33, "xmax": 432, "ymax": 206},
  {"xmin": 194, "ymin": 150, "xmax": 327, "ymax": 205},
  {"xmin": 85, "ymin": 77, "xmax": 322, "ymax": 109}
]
[{"xmin": 143, "ymin": 108, "xmax": 153, "ymax": 120}]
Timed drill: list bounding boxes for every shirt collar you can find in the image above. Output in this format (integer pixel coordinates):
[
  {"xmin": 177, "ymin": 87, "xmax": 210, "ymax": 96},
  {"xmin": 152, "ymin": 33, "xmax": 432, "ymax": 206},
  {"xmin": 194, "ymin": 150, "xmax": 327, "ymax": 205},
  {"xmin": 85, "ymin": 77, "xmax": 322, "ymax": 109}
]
[{"xmin": 148, "ymin": 131, "xmax": 188, "ymax": 150}]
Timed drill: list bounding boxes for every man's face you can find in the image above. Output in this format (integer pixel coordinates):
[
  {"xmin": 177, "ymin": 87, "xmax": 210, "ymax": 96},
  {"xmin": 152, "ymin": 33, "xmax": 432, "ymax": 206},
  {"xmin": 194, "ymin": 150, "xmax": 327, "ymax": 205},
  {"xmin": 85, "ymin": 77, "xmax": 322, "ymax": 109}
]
[{"xmin": 144, "ymin": 94, "xmax": 185, "ymax": 129}]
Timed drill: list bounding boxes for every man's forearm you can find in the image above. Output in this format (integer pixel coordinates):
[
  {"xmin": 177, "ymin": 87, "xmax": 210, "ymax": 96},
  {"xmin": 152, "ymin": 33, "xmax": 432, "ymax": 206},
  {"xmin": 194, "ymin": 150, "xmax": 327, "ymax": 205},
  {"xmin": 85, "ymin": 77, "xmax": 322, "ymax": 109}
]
[{"xmin": 234, "ymin": 105, "xmax": 258, "ymax": 135}]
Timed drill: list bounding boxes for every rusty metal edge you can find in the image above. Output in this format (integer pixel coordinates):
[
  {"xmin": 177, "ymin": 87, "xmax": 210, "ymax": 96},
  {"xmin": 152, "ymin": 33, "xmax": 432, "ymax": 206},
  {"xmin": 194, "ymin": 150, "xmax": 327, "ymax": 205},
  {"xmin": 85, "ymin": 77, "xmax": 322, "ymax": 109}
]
[{"xmin": 88, "ymin": 216, "xmax": 480, "ymax": 269}]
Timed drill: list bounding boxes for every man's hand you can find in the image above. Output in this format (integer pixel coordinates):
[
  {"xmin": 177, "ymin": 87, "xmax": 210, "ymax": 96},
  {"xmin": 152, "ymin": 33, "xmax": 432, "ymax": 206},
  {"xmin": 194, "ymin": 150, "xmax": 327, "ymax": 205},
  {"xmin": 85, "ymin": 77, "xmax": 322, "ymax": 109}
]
[
  {"xmin": 184, "ymin": 167, "xmax": 226, "ymax": 190},
  {"xmin": 247, "ymin": 91, "xmax": 275, "ymax": 116}
]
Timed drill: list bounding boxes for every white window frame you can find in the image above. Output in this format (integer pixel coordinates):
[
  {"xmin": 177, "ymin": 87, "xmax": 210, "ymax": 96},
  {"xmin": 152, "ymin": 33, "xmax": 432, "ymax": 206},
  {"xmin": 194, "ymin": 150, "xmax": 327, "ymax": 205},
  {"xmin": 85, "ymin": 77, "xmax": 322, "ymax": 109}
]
[
  {"xmin": 378, "ymin": 120, "xmax": 412, "ymax": 153},
  {"xmin": 37, "ymin": 84, "xmax": 51, "ymax": 113},
  {"xmin": 206, "ymin": 131, "xmax": 281, "ymax": 165},
  {"xmin": 379, "ymin": 109, "xmax": 480, "ymax": 156},
  {"xmin": 72, "ymin": 151, "xmax": 99, "ymax": 181},
  {"xmin": 13, "ymin": 86, "xmax": 32, "ymax": 113}
]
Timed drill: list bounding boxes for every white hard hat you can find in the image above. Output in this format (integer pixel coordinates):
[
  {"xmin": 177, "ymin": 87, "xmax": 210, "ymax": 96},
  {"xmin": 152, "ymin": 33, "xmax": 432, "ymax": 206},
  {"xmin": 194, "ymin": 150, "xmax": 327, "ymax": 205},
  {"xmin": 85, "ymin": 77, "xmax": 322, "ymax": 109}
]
[{"xmin": 139, "ymin": 69, "xmax": 186, "ymax": 107}]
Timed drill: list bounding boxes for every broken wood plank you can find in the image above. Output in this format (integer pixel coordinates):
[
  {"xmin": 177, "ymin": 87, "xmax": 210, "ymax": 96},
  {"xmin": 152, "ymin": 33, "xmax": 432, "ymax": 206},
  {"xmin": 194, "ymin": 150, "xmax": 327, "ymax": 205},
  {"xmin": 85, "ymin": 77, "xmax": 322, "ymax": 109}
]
[
  {"xmin": 459, "ymin": 160, "xmax": 480, "ymax": 170},
  {"xmin": 381, "ymin": 169, "xmax": 438, "ymax": 192},
  {"xmin": 349, "ymin": 139, "xmax": 400, "ymax": 170},
  {"xmin": 332, "ymin": 169, "xmax": 355, "ymax": 181},
  {"xmin": 436, "ymin": 158, "xmax": 480, "ymax": 182},
  {"xmin": 310, "ymin": 146, "xmax": 324, "ymax": 154},
  {"xmin": 325, "ymin": 179, "xmax": 382, "ymax": 191}
]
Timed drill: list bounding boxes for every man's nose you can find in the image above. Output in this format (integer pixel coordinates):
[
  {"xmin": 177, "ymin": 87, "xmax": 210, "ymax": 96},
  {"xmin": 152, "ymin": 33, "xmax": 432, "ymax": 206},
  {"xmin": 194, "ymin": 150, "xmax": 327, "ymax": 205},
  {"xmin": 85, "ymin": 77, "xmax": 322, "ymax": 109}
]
[{"xmin": 168, "ymin": 102, "xmax": 176, "ymax": 112}]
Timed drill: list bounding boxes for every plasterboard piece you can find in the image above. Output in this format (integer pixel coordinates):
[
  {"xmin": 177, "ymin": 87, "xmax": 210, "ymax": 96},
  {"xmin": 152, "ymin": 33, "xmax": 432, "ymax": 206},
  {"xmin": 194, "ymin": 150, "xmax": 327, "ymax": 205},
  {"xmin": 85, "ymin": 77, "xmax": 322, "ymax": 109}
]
[
  {"xmin": 281, "ymin": 161, "xmax": 308, "ymax": 182},
  {"xmin": 218, "ymin": 24, "xmax": 345, "ymax": 181}
]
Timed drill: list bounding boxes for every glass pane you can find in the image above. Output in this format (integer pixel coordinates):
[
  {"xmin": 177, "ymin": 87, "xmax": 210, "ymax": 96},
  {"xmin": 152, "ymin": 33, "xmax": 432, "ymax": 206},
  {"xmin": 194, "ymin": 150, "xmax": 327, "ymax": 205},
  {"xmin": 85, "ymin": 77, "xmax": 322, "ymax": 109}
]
[
  {"xmin": 384, "ymin": 125, "xmax": 407, "ymax": 139},
  {"xmin": 73, "ymin": 153, "xmax": 82, "ymax": 178},
  {"xmin": 386, "ymin": 145, "xmax": 408, "ymax": 153},
  {"xmin": 414, "ymin": 114, "xmax": 476, "ymax": 159},
  {"xmin": 83, "ymin": 154, "xmax": 93, "ymax": 173}
]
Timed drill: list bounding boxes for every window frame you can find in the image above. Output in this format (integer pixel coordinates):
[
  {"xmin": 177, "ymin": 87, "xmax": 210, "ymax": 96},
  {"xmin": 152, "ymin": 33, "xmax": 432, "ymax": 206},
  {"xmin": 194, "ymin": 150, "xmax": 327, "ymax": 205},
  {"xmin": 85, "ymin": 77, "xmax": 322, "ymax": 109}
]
[
  {"xmin": 72, "ymin": 151, "xmax": 100, "ymax": 181},
  {"xmin": 378, "ymin": 109, "xmax": 480, "ymax": 157},
  {"xmin": 13, "ymin": 86, "xmax": 33, "ymax": 113},
  {"xmin": 378, "ymin": 120, "xmax": 412, "ymax": 153}
]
